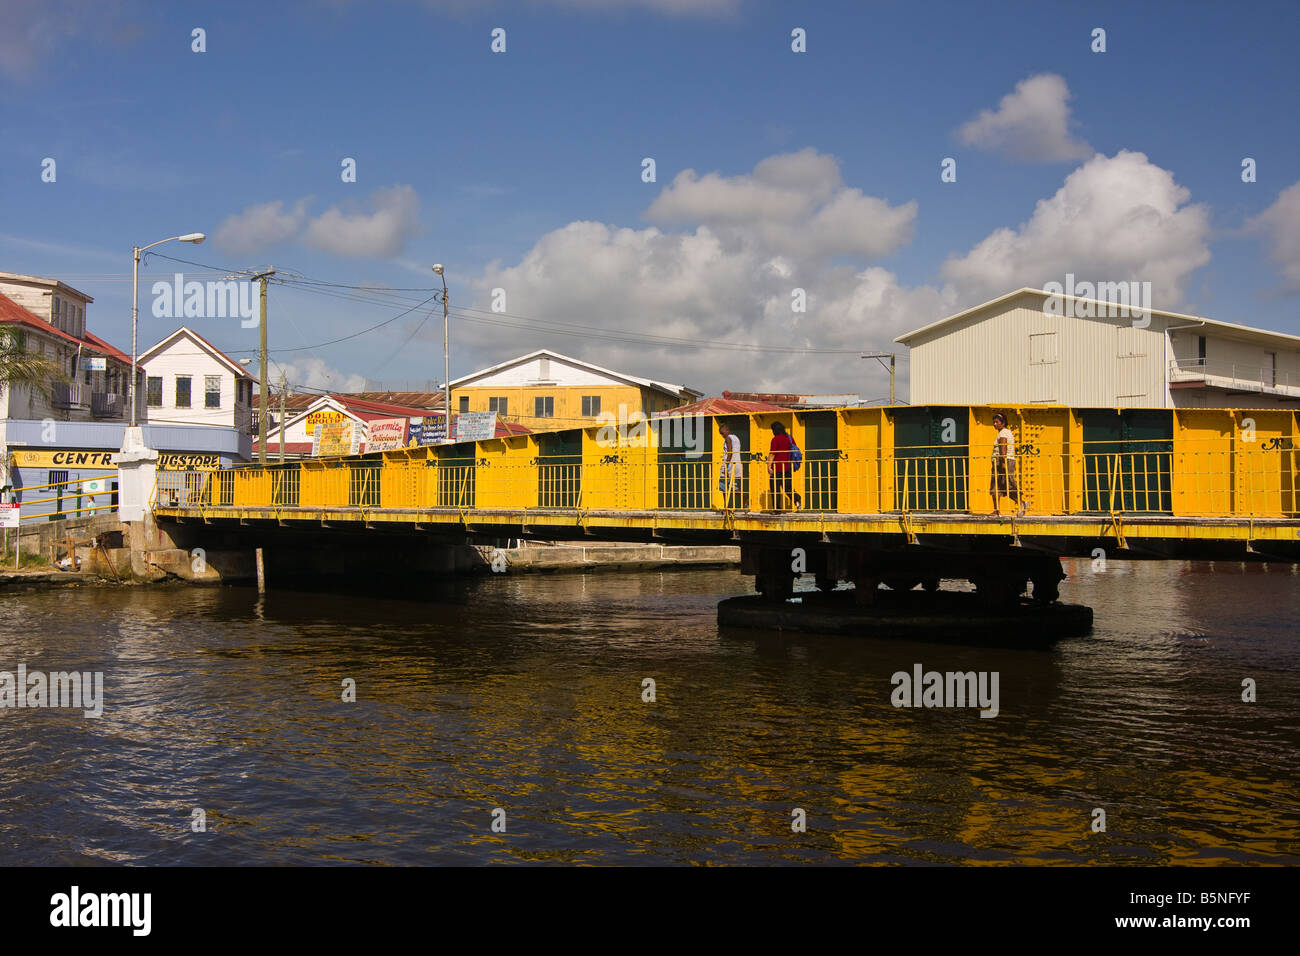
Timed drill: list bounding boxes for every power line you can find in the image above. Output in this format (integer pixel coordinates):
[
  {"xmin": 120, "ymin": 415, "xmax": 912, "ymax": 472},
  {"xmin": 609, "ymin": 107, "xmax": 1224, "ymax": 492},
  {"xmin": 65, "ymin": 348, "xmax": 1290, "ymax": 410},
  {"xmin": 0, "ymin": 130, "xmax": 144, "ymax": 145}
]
[{"xmin": 134, "ymin": 252, "xmax": 867, "ymax": 356}]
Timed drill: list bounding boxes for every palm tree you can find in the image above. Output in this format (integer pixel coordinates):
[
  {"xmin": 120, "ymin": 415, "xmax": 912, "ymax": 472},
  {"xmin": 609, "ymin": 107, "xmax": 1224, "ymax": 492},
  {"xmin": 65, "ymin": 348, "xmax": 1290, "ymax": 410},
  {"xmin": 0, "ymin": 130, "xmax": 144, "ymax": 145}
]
[{"xmin": 0, "ymin": 330, "xmax": 64, "ymax": 399}]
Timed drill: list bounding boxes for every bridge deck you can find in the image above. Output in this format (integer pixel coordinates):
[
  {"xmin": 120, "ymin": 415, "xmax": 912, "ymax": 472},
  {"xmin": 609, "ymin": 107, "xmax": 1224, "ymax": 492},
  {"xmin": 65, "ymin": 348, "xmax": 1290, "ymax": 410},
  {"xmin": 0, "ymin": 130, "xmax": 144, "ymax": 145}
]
[
  {"xmin": 150, "ymin": 403, "xmax": 1300, "ymax": 558},
  {"xmin": 153, "ymin": 503, "xmax": 1300, "ymax": 552}
]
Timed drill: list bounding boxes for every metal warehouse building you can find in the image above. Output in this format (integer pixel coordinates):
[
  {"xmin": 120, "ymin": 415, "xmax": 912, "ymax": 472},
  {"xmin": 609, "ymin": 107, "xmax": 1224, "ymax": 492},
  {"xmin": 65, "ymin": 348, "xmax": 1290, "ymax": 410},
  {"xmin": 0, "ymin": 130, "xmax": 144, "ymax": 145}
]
[{"xmin": 896, "ymin": 288, "xmax": 1300, "ymax": 409}]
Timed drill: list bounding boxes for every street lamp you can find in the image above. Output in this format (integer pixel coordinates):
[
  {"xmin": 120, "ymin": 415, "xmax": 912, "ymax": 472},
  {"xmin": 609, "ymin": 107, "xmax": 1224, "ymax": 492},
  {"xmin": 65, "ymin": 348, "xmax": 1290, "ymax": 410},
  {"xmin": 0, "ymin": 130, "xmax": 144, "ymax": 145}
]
[
  {"xmin": 433, "ymin": 264, "xmax": 450, "ymax": 443},
  {"xmin": 130, "ymin": 232, "xmax": 205, "ymax": 426}
]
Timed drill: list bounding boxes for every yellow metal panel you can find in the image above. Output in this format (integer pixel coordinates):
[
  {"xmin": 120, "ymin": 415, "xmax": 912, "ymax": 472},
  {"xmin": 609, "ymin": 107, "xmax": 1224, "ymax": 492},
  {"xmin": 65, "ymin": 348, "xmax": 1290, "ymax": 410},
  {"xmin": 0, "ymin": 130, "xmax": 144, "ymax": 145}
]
[
  {"xmin": 151, "ymin": 404, "xmax": 1300, "ymax": 540},
  {"xmin": 1233, "ymin": 409, "xmax": 1293, "ymax": 517},
  {"xmin": 1019, "ymin": 406, "xmax": 1070, "ymax": 515},
  {"xmin": 840, "ymin": 408, "xmax": 884, "ymax": 514},
  {"xmin": 474, "ymin": 435, "xmax": 532, "ymax": 511},
  {"xmin": 1173, "ymin": 409, "xmax": 1233, "ymax": 517}
]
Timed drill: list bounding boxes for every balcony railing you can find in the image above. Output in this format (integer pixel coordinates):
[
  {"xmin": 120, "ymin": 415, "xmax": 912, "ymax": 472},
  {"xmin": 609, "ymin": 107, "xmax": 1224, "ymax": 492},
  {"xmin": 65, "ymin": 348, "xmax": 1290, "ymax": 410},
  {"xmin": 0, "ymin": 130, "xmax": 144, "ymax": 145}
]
[
  {"xmin": 91, "ymin": 391, "xmax": 125, "ymax": 419},
  {"xmin": 51, "ymin": 382, "xmax": 89, "ymax": 410},
  {"xmin": 250, "ymin": 411, "xmax": 278, "ymax": 434},
  {"xmin": 1169, "ymin": 358, "xmax": 1298, "ymax": 395}
]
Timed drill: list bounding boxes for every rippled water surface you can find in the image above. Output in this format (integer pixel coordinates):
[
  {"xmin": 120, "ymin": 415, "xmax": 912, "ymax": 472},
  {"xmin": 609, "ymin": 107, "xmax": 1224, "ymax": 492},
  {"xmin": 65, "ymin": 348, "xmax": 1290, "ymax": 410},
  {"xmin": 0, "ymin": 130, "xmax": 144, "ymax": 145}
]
[{"xmin": 1, "ymin": 559, "xmax": 1297, "ymax": 865}]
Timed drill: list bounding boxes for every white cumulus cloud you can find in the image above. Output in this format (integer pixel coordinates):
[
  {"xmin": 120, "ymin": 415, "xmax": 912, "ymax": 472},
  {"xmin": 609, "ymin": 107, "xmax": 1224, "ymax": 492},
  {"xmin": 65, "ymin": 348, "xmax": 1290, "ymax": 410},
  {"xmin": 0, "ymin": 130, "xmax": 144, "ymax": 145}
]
[
  {"xmin": 956, "ymin": 73, "xmax": 1093, "ymax": 163},
  {"xmin": 940, "ymin": 150, "xmax": 1211, "ymax": 308},
  {"xmin": 303, "ymin": 185, "xmax": 422, "ymax": 259},
  {"xmin": 457, "ymin": 148, "xmax": 1215, "ymax": 396},
  {"xmin": 212, "ymin": 186, "xmax": 422, "ymax": 260},
  {"xmin": 280, "ymin": 357, "xmax": 368, "ymax": 393},
  {"xmin": 1244, "ymin": 180, "xmax": 1300, "ymax": 294},
  {"xmin": 213, "ymin": 198, "xmax": 313, "ymax": 257},
  {"xmin": 646, "ymin": 147, "xmax": 916, "ymax": 261}
]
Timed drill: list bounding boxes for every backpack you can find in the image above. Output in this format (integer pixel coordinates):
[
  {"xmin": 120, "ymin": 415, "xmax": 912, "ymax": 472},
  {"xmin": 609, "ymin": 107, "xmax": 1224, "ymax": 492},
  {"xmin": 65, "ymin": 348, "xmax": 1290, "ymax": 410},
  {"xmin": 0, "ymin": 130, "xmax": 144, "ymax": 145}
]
[{"xmin": 790, "ymin": 439, "xmax": 803, "ymax": 472}]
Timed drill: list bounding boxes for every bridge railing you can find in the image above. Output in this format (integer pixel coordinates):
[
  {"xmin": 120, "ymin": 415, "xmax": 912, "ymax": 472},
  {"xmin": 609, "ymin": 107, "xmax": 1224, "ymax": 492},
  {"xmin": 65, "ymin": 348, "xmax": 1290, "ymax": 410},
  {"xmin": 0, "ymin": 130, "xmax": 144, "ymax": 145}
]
[{"xmin": 153, "ymin": 428, "xmax": 1299, "ymax": 520}]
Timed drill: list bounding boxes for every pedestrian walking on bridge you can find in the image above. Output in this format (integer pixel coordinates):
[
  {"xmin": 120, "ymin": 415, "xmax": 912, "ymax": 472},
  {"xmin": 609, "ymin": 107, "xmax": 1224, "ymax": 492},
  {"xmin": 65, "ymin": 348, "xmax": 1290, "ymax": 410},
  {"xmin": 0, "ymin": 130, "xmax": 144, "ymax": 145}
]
[{"xmin": 990, "ymin": 411, "xmax": 1027, "ymax": 517}]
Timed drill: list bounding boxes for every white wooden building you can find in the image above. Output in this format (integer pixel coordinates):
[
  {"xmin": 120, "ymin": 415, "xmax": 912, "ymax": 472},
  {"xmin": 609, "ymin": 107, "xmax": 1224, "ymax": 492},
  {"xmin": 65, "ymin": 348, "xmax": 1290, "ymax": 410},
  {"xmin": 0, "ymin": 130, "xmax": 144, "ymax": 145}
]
[
  {"xmin": 138, "ymin": 327, "xmax": 256, "ymax": 433},
  {"xmin": 895, "ymin": 288, "xmax": 1300, "ymax": 409}
]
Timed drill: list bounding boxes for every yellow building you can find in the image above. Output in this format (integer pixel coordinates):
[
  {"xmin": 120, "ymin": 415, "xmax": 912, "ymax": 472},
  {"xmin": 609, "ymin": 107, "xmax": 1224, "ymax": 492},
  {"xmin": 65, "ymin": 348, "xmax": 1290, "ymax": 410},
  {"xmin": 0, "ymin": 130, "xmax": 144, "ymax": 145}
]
[{"xmin": 449, "ymin": 349, "xmax": 701, "ymax": 430}]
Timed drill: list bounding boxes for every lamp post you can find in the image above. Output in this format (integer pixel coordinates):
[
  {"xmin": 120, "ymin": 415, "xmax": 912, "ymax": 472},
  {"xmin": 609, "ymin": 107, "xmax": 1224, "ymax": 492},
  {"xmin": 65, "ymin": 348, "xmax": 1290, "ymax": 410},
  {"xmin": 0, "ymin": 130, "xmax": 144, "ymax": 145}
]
[
  {"xmin": 130, "ymin": 232, "xmax": 205, "ymax": 426},
  {"xmin": 433, "ymin": 264, "xmax": 450, "ymax": 443}
]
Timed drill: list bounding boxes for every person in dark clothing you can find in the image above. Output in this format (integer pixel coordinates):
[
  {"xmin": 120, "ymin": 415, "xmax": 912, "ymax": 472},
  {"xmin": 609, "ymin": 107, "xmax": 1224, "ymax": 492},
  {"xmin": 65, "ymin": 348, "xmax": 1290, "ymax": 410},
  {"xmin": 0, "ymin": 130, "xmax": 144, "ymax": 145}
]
[{"xmin": 767, "ymin": 421, "xmax": 801, "ymax": 511}]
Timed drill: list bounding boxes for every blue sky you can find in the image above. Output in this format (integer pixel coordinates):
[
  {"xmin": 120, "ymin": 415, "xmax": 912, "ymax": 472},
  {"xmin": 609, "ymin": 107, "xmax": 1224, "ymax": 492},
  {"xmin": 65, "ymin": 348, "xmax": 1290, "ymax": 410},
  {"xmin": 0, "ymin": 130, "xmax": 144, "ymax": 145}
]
[{"xmin": 1, "ymin": 0, "xmax": 1296, "ymax": 399}]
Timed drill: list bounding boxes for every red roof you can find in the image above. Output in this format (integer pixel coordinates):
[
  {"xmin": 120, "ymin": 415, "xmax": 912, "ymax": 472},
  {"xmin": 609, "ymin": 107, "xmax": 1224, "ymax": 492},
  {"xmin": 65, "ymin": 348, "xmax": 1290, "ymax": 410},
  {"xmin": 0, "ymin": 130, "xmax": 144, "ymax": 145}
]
[
  {"xmin": 0, "ymin": 292, "xmax": 131, "ymax": 364},
  {"xmin": 657, "ymin": 396, "xmax": 788, "ymax": 416},
  {"xmin": 252, "ymin": 440, "xmax": 315, "ymax": 456},
  {"xmin": 721, "ymin": 389, "xmax": 804, "ymax": 405},
  {"xmin": 283, "ymin": 390, "xmax": 444, "ymax": 412},
  {"xmin": 492, "ymin": 419, "xmax": 531, "ymax": 438},
  {"xmin": 329, "ymin": 395, "xmax": 433, "ymax": 420},
  {"xmin": 424, "ymin": 412, "xmax": 532, "ymax": 438},
  {"xmin": 81, "ymin": 330, "xmax": 131, "ymax": 364}
]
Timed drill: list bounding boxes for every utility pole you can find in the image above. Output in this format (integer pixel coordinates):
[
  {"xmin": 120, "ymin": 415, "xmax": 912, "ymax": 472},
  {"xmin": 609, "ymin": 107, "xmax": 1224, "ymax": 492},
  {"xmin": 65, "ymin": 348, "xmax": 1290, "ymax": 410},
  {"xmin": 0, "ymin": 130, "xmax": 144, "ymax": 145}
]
[
  {"xmin": 433, "ymin": 264, "xmax": 450, "ymax": 443},
  {"xmin": 279, "ymin": 367, "xmax": 287, "ymax": 464},
  {"xmin": 861, "ymin": 352, "xmax": 897, "ymax": 405},
  {"xmin": 252, "ymin": 268, "xmax": 275, "ymax": 463}
]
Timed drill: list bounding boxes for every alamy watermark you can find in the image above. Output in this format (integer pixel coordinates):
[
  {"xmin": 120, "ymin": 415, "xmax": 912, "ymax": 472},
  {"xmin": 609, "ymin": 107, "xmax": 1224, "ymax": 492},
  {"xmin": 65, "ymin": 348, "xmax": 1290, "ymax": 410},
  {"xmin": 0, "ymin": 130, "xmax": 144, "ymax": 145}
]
[
  {"xmin": 890, "ymin": 663, "xmax": 999, "ymax": 718},
  {"xmin": 50, "ymin": 886, "xmax": 150, "ymax": 936},
  {"xmin": 1043, "ymin": 273, "xmax": 1151, "ymax": 328},
  {"xmin": 152, "ymin": 273, "xmax": 258, "ymax": 327},
  {"xmin": 595, "ymin": 403, "xmax": 706, "ymax": 457},
  {"xmin": 1, "ymin": 664, "xmax": 103, "ymax": 718}
]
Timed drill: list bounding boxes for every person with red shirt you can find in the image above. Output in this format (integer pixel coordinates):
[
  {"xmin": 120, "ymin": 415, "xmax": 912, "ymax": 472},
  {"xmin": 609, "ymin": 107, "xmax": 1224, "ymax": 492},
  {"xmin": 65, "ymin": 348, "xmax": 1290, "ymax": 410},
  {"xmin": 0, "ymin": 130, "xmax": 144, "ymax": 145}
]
[{"xmin": 767, "ymin": 421, "xmax": 801, "ymax": 511}]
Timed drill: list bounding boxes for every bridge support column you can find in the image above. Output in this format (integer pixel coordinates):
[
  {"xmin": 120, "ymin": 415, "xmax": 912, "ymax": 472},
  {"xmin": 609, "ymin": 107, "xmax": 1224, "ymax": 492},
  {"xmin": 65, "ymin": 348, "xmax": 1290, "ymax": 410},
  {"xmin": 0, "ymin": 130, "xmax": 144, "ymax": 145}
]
[
  {"xmin": 740, "ymin": 544, "xmax": 795, "ymax": 602},
  {"xmin": 739, "ymin": 543, "xmax": 1067, "ymax": 608},
  {"xmin": 726, "ymin": 543, "xmax": 1089, "ymax": 642}
]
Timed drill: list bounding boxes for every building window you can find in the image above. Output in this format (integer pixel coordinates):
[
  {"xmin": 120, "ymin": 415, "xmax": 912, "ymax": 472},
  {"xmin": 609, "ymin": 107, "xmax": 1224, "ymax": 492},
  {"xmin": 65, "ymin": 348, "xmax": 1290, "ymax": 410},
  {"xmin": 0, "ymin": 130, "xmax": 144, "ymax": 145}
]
[
  {"xmin": 48, "ymin": 471, "xmax": 68, "ymax": 517},
  {"xmin": 147, "ymin": 376, "xmax": 163, "ymax": 407},
  {"xmin": 205, "ymin": 375, "xmax": 221, "ymax": 408},
  {"xmin": 534, "ymin": 396, "xmax": 554, "ymax": 418},
  {"xmin": 1197, "ymin": 335, "xmax": 1207, "ymax": 367},
  {"xmin": 1266, "ymin": 352, "xmax": 1277, "ymax": 386},
  {"xmin": 459, "ymin": 395, "xmax": 470, "ymax": 412},
  {"xmin": 581, "ymin": 395, "xmax": 601, "ymax": 417},
  {"xmin": 176, "ymin": 375, "xmax": 192, "ymax": 408},
  {"xmin": 488, "ymin": 396, "xmax": 508, "ymax": 416}
]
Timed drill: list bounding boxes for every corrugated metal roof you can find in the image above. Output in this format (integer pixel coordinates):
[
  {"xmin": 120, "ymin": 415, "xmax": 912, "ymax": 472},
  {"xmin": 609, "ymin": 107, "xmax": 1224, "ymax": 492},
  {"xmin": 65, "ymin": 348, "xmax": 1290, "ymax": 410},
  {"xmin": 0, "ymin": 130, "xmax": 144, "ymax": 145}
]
[
  {"xmin": 281, "ymin": 391, "xmax": 444, "ymax": 411},
  {"xmin": 656, "ymin": 396, "xmax": 787, "ymax": 416},
  {"xmin": 896, "ymin": 287, "xmax": 1300, "ymax": 348}
]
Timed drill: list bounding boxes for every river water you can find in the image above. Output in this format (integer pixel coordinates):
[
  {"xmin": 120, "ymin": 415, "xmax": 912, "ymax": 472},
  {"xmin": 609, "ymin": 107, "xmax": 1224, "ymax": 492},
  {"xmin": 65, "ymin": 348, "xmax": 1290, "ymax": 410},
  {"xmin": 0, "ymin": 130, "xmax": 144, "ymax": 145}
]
[{"xmin": 1, "ymin": 560, "xmax": 1297, "ymax": 865}]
